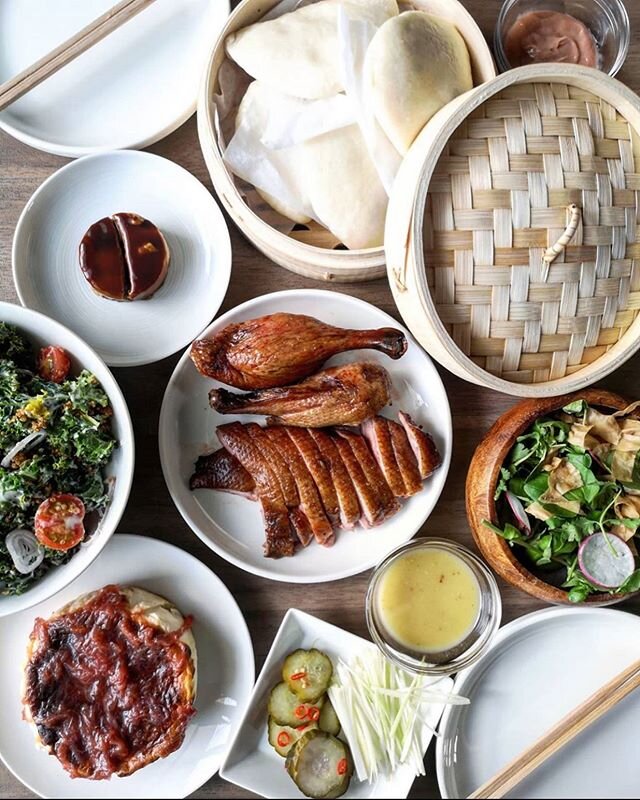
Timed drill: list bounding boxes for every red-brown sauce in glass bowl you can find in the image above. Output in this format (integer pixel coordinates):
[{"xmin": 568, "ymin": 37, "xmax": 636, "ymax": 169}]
[{"xmin": 504, "ymin": 11, "xmax": 598, "ymax": 68}]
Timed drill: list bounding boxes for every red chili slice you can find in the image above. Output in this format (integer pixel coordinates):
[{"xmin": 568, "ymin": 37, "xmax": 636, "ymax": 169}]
[
  {"xmin": 37, "ymin": 346, "xmax": 71, "ymax": 384},
  {"xmin": 308, "ymin": 706, "xmax": 321, "ymax": 722},
  {"xmin": 277, "ymin": 731, "xmax": 290, "ymax": 747},
  {"xmin": 337, "ymin": 758, "xmax": 348, "ymax": 775},
  {"xmin": 34, "ymin": 494, "xmax": 86, "ymax": 551},
  {"xmin": 290, "ymin": 671, "xmax": 307, "ymax": 681},
  {"xmin": 294, "ymin": 704, "xmax": 308, "ymax": 720}
]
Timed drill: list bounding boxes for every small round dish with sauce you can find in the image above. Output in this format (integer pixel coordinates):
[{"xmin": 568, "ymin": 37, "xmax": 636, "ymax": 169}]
[
  {"xmin": 494, "ymin": 0, "xmax": 630, "ymax": 77},
  {"xmin": 366, "ymin": 539, "xmax": 501, "ymax": 676}
]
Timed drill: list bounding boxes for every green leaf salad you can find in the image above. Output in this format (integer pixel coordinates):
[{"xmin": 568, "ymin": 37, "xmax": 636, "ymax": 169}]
[
  {"xmin": 485, "ymin": 398, "xmax": 640, "ymax": 602},
  {"xmin": 0, "ymin": 323, "xmax": 116, "ymax": 595}
]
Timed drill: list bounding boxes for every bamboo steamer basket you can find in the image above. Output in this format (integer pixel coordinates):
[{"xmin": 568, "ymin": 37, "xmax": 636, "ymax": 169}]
[
  {"xmin": 197, "ymin": 0, "xmax": 496, "ymax": 283},
  {"xmin": 386, "ymin": 64, "xmax": 640, "ymax": 396}
]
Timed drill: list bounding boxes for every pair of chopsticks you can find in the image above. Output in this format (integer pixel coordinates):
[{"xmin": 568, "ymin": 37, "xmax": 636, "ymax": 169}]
[
  {"xmin": 468, "ymin": 656, "xmax": 640, "ymax": 799},
  {"xmin": 0, "ymin": 0, "xmax": 158, "ymax": 113}
]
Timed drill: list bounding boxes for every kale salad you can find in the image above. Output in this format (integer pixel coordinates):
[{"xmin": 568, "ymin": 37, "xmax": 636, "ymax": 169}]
[
  {"xmin": 486, "ymin": 398, "xmax": 640, "ymax": 602},
  {"xmin": 0, "ymin": 323, "xmax": 117, "ymax": 596}
]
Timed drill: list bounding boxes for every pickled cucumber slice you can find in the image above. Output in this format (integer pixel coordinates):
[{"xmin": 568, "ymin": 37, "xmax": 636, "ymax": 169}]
[
  {"xmin": 285, "ymin": 729, "xmax": 353, "ymax": 799},
  {"xmin": 282, "ymin": 648, "xmax": 333, "ymax": 702},
  {"xmin": 268, "ymin": 716, "xmax": 318, "ymax": 757},
  {"xmin": 268, "ymin": 681, "xmax": 325, "ymax": 727},
  {"xmin": 318, "ymin": 698, "xmax": 341, "ymax": 736}
]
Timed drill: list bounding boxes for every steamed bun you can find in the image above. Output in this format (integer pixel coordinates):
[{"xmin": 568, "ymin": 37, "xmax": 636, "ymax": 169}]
[
  {"xmin": 225, "ymin": 81, "xmax": 387, "ymax": 249},
  {"xmin": 364, "ymin": 11, "xmax": 473, "ymax": 155},
  {"xmin": 225, "ymin": 0, "xmax": 398, "ymax": 100}
]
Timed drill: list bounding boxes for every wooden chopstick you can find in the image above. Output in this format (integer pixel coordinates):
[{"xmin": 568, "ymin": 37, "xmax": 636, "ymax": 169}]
[
  {"xmin": 0, "ymin": 0, "xmax": 158, "ymax": 113},
  {"xmin": 468, "ymin": 657, "xmax": 640, "ymax": 799}
]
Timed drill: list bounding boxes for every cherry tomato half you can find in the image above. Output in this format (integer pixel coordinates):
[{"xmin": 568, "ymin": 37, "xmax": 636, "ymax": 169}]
[
  {"xmin": 37, "ymin": 346, "xmax": 71, "ymax": 384},
  {"xmin": 34, "ymin": 494, "xmax": 86, "ymax": 551}
]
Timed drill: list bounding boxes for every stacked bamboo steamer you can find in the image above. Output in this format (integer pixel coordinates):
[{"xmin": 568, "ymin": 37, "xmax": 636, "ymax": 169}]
[
  {"xmin": 197, "ymin": 0, "xmax": 496, "ymax": 282},
  {"xmin": 386, "ymin": 64, "xmax": 640, "ymax": 396}
]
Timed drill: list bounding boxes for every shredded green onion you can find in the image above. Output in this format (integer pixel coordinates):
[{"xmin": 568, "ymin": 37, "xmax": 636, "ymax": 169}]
[{"xmin": 327, "ymin": 649, "xmax": 468, "ymax": 783}]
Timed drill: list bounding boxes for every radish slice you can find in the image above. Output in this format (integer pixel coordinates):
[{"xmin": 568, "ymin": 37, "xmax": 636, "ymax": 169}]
[
  {"xmin": 506, "ymin": 491, "xmax": 531, "ymax": 536},
  {"xmin": 578, "ymin": 533, "xmax": 635, "ymax": 589}
]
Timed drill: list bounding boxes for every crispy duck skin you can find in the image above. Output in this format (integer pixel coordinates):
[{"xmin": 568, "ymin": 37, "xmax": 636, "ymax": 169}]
[
  {"xmin": 398, "ymin": 412, "xmax": 441, "ymax": 478},
  {"xmin": 387, "ymin": 419, "xmax": 423, "ymax": 496},
  {"xmin": 361, "ymin": 417, "xmax": 406, "ymax": 498},
  {"xmin": 191, "ymin": 415, "xmax": 440, "ymax": 558},
  {"xmin": 285, "ymin": 428, "xmax": 340, "ymax": 525},
  {"xmin": 308, "ymin": 429, "xmax": 360, "ymax": 529},
  {"xmin": 216, "ymin": 423, "xmax": 296, "ymax": 558},
  {"xmin": 335, "ymin": 429, "xmax": 400, "ymax": 520},
  {"xmin": 244, "ymin": 423, "xmax": 299, "ymax": 508},
  {"xmin": 209, "ymin": 362, "xmax": 391, "ymax": 427},
  {"xmin": 189, "ymin": 449, "xmax": 255, "ymax": 498},
  {"xmin": 190, "ymin": 313, "xmax": 407, "ymax": 389},
  {"xmin": 264, "ymin": 426, "xmax": 335, "ymax": 547},
  {"xmin": 330, "ymin": 432, "xmax": 386, "ymax": 528},
  {"xmin": 190, "ymin": 444, "xmax": 312, "ymax": 546},
  {"xmin": 244, "ymin": 423, "xmax": 314, "ymax": 546}
]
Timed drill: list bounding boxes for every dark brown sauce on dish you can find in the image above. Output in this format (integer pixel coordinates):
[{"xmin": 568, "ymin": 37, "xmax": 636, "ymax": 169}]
[
  {"xmin": 79, "ymin": 217, "xmax": 128, "ymax": 301},
  {"xmin": 23, "ymin": 584, "xmax": 195, "ymax": 780},
  {"xmin": 112, "ymin": 212, "xmax": 170, "ymax": 300},
  {"xmin": 79, "ymin": 213, "xmax": 169, "ymax": 301}
]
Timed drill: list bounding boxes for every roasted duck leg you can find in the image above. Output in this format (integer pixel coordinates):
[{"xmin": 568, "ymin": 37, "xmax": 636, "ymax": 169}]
[
  {"xmin": 190, "ymin": 313, "xmax": 407, "ymax": 389},
  {"xmin": 209, "ymin": 362, "xmax": 390, "ymax": 427}
]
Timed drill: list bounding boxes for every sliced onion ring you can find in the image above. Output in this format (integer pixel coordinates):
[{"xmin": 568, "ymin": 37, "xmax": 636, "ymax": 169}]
[
  {"xmin": 1, "ymin": 431, "xmax": 46, "ymax": 469},
  {"xmin": 506, "ymin": 490, "xmax": 532, "ymax": 536},
  {"xmin": 5, "ymin": 529, "xmax": 44, "ymax": 575}
]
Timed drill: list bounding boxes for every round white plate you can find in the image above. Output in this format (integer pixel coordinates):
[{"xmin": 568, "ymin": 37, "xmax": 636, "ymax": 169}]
[
  {"xmin": 13, "ymin": 150, "xmax": 232, "ymax": 367},
  {"xmin": 0, "ymin": 533, "xmax": 254, "ymax": 798},
  {"xmin": 159, "ymin": 289, "xmax": 452, "ymax": 583},
  {"xmin": 0, "ymin": 301, "xmax": 134, "ymax": 618},
  {"xmin": 437, "ymin": 607, "xmax": 640, "ymax": 799},
  {"xmin": 0, "ymin": 0, "xmax": 230, "ymax": 157}
]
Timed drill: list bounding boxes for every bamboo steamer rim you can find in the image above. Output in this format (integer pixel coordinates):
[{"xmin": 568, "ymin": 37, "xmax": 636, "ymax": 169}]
[
  {"xmin": 197, "ymin": 0, "xmax": 496, "ymax": 282},
  {"xmin": 386, "ymin": 64, "xmax": 640, "ymax": 396}
]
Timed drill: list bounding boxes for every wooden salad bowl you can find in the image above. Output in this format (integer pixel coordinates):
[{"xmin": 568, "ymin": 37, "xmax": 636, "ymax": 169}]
[{"xmin": 466, "ymin": 388, "xmax": 635, "ymax": 606}]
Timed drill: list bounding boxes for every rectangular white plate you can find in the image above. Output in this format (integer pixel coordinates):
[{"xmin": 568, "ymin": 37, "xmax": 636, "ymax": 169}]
[{"xmin": 219, "ymin": 608, "xmax": 452, "ymax": 799}]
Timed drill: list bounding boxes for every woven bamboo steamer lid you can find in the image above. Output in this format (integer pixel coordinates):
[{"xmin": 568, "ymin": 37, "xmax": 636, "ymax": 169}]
[
  {"xmin": 386, "ymin": 64, "xmax": 640, "ymax": 396},
  {"xmin": 197, "ymin": 0, "xmax": 496, "ymax": 283}
]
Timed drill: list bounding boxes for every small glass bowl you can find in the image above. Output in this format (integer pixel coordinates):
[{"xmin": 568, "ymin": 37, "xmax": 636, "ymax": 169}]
[
  {"xmin": 366, "ymin": 539, "xmax": 501, "ymax": 676},
  {"xmin": 494, "ymin": 0, "xmax": 630, "ymax": 77}
]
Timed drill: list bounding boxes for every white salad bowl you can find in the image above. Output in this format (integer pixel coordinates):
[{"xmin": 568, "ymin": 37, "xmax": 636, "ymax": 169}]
[{"xmin": 0, "ymin": 302, "xmax": 134, "ymax": 617}]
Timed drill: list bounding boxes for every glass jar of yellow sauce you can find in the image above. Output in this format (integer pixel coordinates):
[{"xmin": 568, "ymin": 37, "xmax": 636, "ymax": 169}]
[{"xmin": 366, "ymin": 539, "xmax": 501, "ymax": 675}]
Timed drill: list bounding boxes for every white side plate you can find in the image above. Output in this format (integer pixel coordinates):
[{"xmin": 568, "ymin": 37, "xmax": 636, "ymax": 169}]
[
  {"xmin": 437, "ymin": 606, "xmax": 640, "ymax": 799},
  {"xmin": 220, "ymin": 608, "xmax": 452, "ymax": 799},
  {"xmin": 0, "ymin": 0, "xmax": 230, "ymax": 156},
  {"xmin": 0, "ymin": 533, "xmax": 255, "ymax": 798},
  {"xmin": 159, "ymin": 289, "xmax": 453, "ymax": 583},
  {"xmin": 13, "ymin": 150, "xmax": 232, "ymax": 367}
]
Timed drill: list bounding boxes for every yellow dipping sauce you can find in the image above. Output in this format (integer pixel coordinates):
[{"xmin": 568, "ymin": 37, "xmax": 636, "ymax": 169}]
[{"xmin": 376, "ymin": 548, "xmax": 481, "ymax": 654}]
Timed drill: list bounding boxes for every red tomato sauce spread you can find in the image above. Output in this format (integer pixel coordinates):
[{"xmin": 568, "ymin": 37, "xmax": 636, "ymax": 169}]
[
  {"xmin": 23, "ymin": 585, "xmax": 195, "ymax": 780},
  {"xmin": 504, "ymin": 11, "xmax": 598, "ymax": 68}
]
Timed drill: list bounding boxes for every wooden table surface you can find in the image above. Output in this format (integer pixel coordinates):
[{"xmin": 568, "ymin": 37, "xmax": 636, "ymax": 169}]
[{"xmin": 2, "ymin": 1, "xmax": 640, "ymax": 797}]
